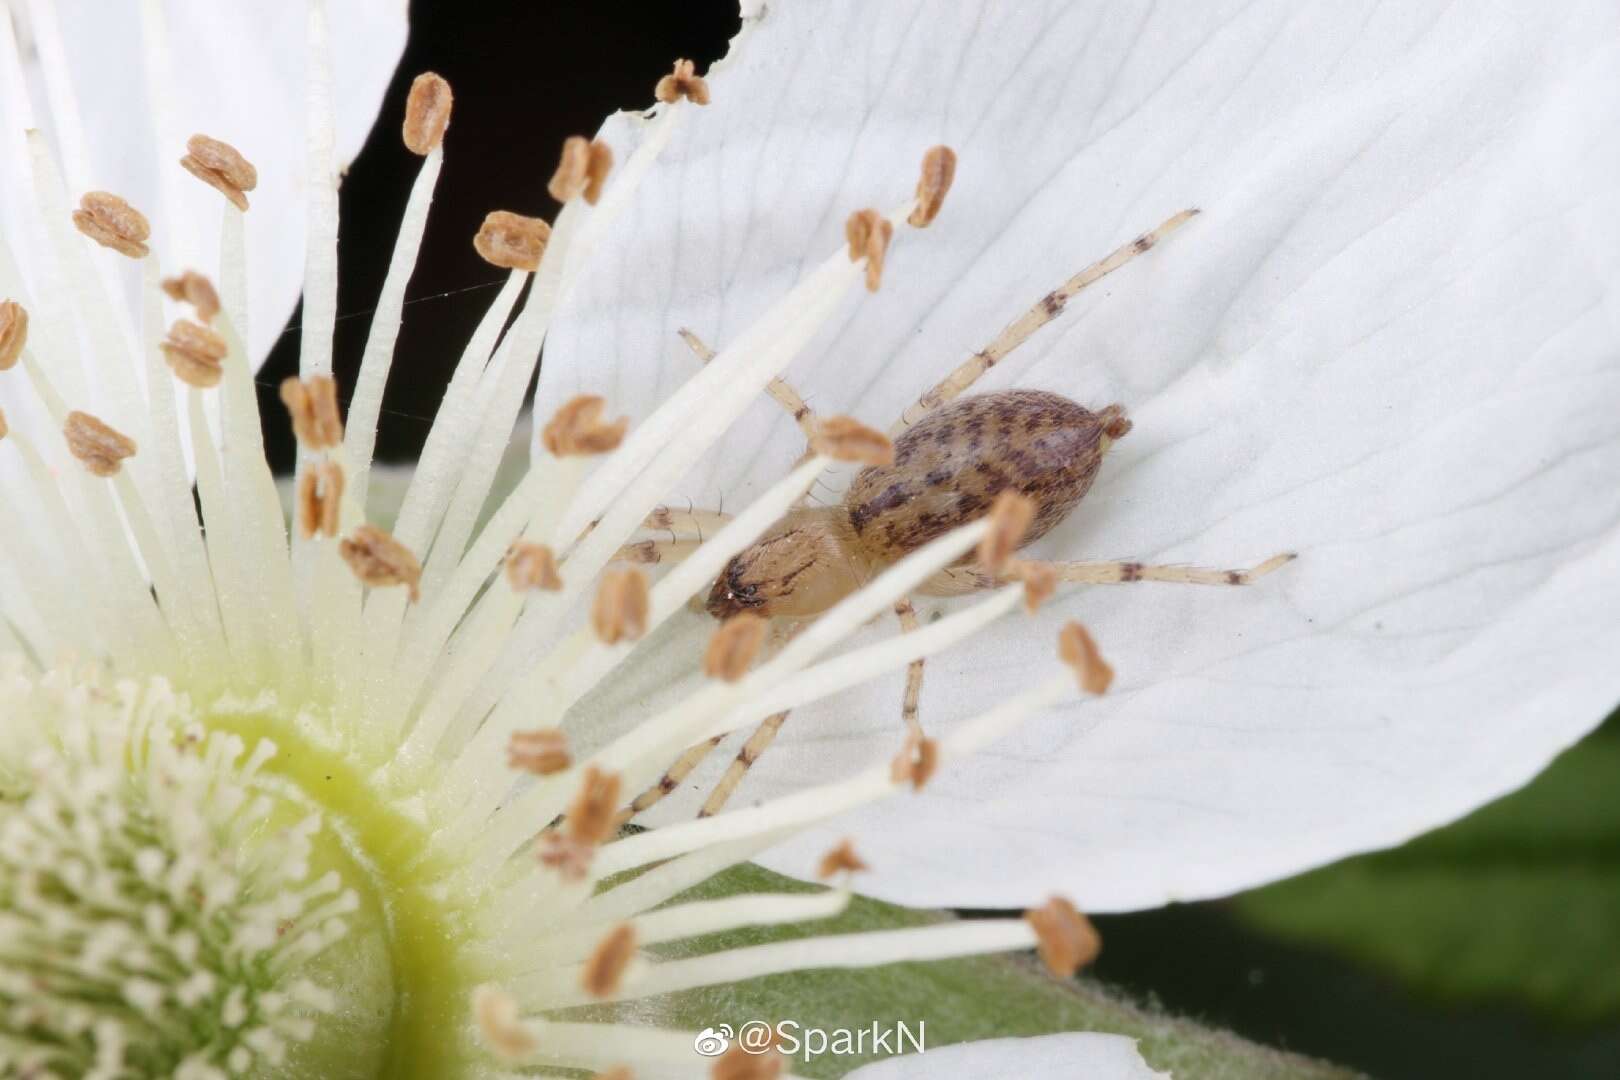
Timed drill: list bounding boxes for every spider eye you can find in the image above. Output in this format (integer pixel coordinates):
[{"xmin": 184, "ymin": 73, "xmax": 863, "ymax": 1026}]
[{"xmin": 737, "ymin": 584, "xmax": 758, "ymax": 600}]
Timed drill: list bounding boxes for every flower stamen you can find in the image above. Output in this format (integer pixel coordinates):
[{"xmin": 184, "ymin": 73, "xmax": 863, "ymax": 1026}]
[
  {"xmin": 181, "ymin": 133, "xmax": 259, "ymax": 210},
  {"xmin": 543, "ymin": 394, "xmax": 629, "ymax": 455},
  {"xmin": 593, "ymin": 567, "xmax": 650, "ymax": 644},
  {"xmin": 0, "ymin": 298, "xmax": 28, "ymax": 369},
  {"xmin": 549, "ymin": 135, "xmax": 615, "ymax": 205},
  {"xmin": 280, "ymin": 375, "xmax": 345, "ymax": 449},
  {"xmin": 402, "ymin": 72, "xmax": 454, "ymax": 155},
  {"xmin": 1058, "ymin": 621, "xmax": 1113, "ymax": 695},
  {"xmin": 817, "ymin": 838, "xmax": 869, "ymax": 879},
  {"xmin": 907, "ymin": 145, "xmax": 958, "ymax": 228},
  {"xmin": 296, "ymin": 461, "xmax": 345, "ymax": 539},
  {"xmin": 811, "ymin": 415, "xmax": 894, "ymax": 465},
  {"xmin": 1024, "ymin": 895, "xmax": 1101, "ymax": 977},
  {"xmin": 72, "ymin": 191, "xmax": 151, "ymax": 258},
  {"xmin": 978, "ymin": 490, "xmax": 1036, "ymax": 576},
  {"xmin": 160, "ymin": 319, "xmax": 229, "ymax": 388},
  {"xmin": 582, "ymin": 923, "xmax": 638, "ymax": 998},
  {"xmin": 339, "ymin": 524, "xmax": 423, "ymax": 601},
  {"xmin": 890, "ymin": 731, "xmax": 940, "ymax": 791},
  {"xmin": 845, "ymin": 208, "xmax": 894, "ymax": 292},
  {"xmin": 654, "ymin": 58, "xmax": 711, "ymax": 105},
  {"xmin": 159, "ymin": 271, "xmax": 221, "ymax": 322},
  {"xmin": 473, "ymin": 985, "xmax": 538, "ymax": 1061},
  {"xmin": 508, "ymin": 727, "xmax": 572, "ymax": 775},
  {"xmin": 506, "ymin": 541, "xmax": 564, "ymax": 591},
  {"xmin": 63, "ymin": 410, "xmax": 136, "ymax": 476},
  {"xmin": 704, "ymin": 612, "xmax": 770, "ymax": 681},
  {"xmin": 473, "ymin": 210, "xmax": 551, "ymax": 271}
]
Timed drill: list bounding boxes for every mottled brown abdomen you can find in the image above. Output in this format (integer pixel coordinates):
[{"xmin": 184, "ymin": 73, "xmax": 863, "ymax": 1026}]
[{"xmin": 845, "ymin": 389, "xmax": 1130, "ymax": 565}]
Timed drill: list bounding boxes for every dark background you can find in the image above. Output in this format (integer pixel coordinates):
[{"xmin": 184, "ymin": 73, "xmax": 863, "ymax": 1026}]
[{"xmin": 258, "ymin": 4, "xmax": 1616, "ymax": 1077}]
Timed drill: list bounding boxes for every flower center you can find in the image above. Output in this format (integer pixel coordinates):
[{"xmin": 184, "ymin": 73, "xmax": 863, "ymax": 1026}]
[{"xmin": 207, "ymin": 703, "xmax": 483, "ymax": 1079}]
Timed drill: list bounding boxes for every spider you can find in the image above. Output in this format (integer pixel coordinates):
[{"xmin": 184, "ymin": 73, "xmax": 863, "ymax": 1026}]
[{"xmin": 611, "ymin": 207, "xmax": 1293, "ymax": 823}]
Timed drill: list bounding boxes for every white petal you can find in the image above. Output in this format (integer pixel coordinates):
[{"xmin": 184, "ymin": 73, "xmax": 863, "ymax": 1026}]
[
  {"xmin": 0, "ymin": 0, "xmax": 405, "ymax": 382},
  {"xmin": 843, "ymin": 1034, "xmax": 1167, "ymax": 1080},
  {"xmin": 543, "ymin": 1, "xmax": 1620, "ymax": 909}
]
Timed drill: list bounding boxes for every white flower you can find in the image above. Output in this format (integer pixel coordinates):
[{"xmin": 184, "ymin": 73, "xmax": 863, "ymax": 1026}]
[
  {"xmin": 0, "ymin": 2, "xmax": 1187, "ymax": 1077},
  {"xmin": 542, "ymin": 0, "xmax": 1620, "ymax": 910}
]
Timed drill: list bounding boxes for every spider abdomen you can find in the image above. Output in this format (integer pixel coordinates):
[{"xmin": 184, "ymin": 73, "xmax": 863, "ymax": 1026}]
[{"xmin": 845, "ymin": 389, "xmax": 1131, "ymax": 566}]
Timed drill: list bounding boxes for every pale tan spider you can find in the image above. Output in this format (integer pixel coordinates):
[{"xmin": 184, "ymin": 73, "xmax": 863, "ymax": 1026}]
[{"xmin": 612, "ymin": 207, "xmax": 1293, "ymax": 823}]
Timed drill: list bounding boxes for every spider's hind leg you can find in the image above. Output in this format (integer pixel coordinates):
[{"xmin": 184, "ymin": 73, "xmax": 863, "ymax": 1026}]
[{"xmin": 892, "ymin": 207, "xmax": 1199, "ymax": 436}]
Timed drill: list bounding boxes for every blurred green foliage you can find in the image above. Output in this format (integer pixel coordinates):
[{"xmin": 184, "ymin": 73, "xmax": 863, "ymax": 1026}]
[
  {"xmin": 591, "ymin": 861, "xmax": 1357, "ymax": 1079},
  {"xmin": 1233, "ymin": 716, "xmax": 1620, "ymax": 1025}
]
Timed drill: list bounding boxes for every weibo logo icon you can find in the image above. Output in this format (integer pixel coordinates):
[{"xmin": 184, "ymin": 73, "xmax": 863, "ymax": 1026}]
[{"xmin": 693, "ymin": 1024, "xmax": 734, "ymax": 1057}]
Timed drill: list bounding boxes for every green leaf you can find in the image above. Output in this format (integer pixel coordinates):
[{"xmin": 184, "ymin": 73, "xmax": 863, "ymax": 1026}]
[
  {"xmin": 1232, "ymin": 720, "xmax": 1620, "ymax": 1025},
  {"xmin": 602, "ymin": 862, "xmax": 1358, "ymax": 1079}
]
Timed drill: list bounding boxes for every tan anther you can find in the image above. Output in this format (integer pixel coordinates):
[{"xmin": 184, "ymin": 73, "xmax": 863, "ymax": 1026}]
[
  {"xmin": 568, "ymin": 766, "xmax": 622, "ymax": 846},
  {"xmin": 654, "ymin": 58, "xmax": 711, "ymax": 105},
  {"xmin": 72, "ymin": 192, "xmax": 151, "ymax": 258},
  {"xmin": 505, "ymin": 541, "xmax": 563, "ymax": 592},
  {"xmin": 542, "ymin": 394, "xmax": 628, "ymax": 456},
  {"xmin": 713, "ymin": 1045, "xmax": 784, "ymax": 1080},
  {"xmin": 548, "ymin": 135, "xmax": 614, "ymax": 205},
  {"xmin": 541, "ymin": 765, "xmax": 622, "ymax": 880},
  {"xmin": 817, "ymin": 839, "xmax": 868, "ymax": 880},
  {"xmin": 978, "ymin": 490, "xmax": 1036, "ymax": 576},
  {"xmin": 592, "ymin": 567, "xmax": 649, "ymax": 645},
  {"xmin": 279, "ymin": 376, "xmax": 344, "ymax": 449},
  {"xmin": 472, "ymin": 985, "xmax": 537, "ymax": 1061},
  {"xmin": 181, "ymin": 134, "xmax": 258, "ymax": 211},
  {"xmin": 160, "ymin": 319, "xmax": 229, "ymax": 389},
  {"xmin": 907, "ymin": 145, "xmax": 957, "ymax": 228},
  {"xmin": 844, "ymin": 208, "xmax": 894, "ymax": 292},
  {"xmin": 339, "ymin": 524, "xmax": 423, "ymax": 602},
  {"xmin": 1009, "ymin": 559, "xmax": 1057, "ymax": 613},
  {"xmin": 889, "ymin": 732, "xmax": 939, "ymax": 792},
  {"xmin": 537, "ymin": 834, "xmax": 595, "ymax": 882},
  {"xmin": 591, "ymin": 1069, "xmax": 634, "ymax": 1080},
  {"xmin": 296, "ymin": 461, "xmax": 345, "ymax": 540},
  {"xmin": 473, "ymin": 210, "xmax": 551, "ymax": 271},
  {"xmin": 160, "ymin": 271, "xmax": 221, "ymax": 323},
  {"xmin": 507, "ymin": 728, "xmax": 571, "ymax": 776},
  {"xmin": 1058, "ymin": 621, "xmax": 1113, "ymax": 695},
  {"xmin": 581, "ymin": 923, "xmax": 637, "ymax": 998},
  {"xmin": 64, "ymin": 411, "xmax": 136, "ymax": 477},
  {"xmin": 703, "ymin": 612, "xmax": 769, "ymax": 682},
  {"xmin": 810, "ymin": 415, "xmax": 894, "ymax": 466},
  {"xmin": 1024, "ymin": 896, "xmax": 1101, "ymax": 977},
  {"xmin": 0, "ymin": 299, "xmax": 26, "ymax": 371},
  {"xmin": 0, "ymin": 406, "xmax": 8, "ymax": 441},
  {"xmin": 402, "ymin": 72, "xmax": 454, "ymax": 154}
]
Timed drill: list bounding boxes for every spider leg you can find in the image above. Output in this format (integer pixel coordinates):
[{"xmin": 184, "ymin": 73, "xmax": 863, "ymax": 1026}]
[
  {"xmin": 916, "ymin": 552, "xmax": 1296, "ymax": 597},
  {"xmin": 614, "ymin": 733, "xmax": 725, "ymax": 829},
  {"xmin": 680, "ymin": 327, "xmax": 817, "ymax": 439},
  {"xmin": 891, "ymin": 208, "xmax": 1199, "ymax": 436},
  {"xmin": 894, "ymin": 596, "xmax": 926, "ymax": 738},
  {"xmin": 1045, "ymin": 552, "xmax": 1296, "ymax": 586},
  {"xmin": 611, "ymin": 537, "xmax": 704, "ymax": 566},
  {"xmin": 697, "ymin": 710, "xmax": 790, "ymax": 818},
  {"xmin": 639, "ymin": 506, "xmax": 732, "ymax": 540}
]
